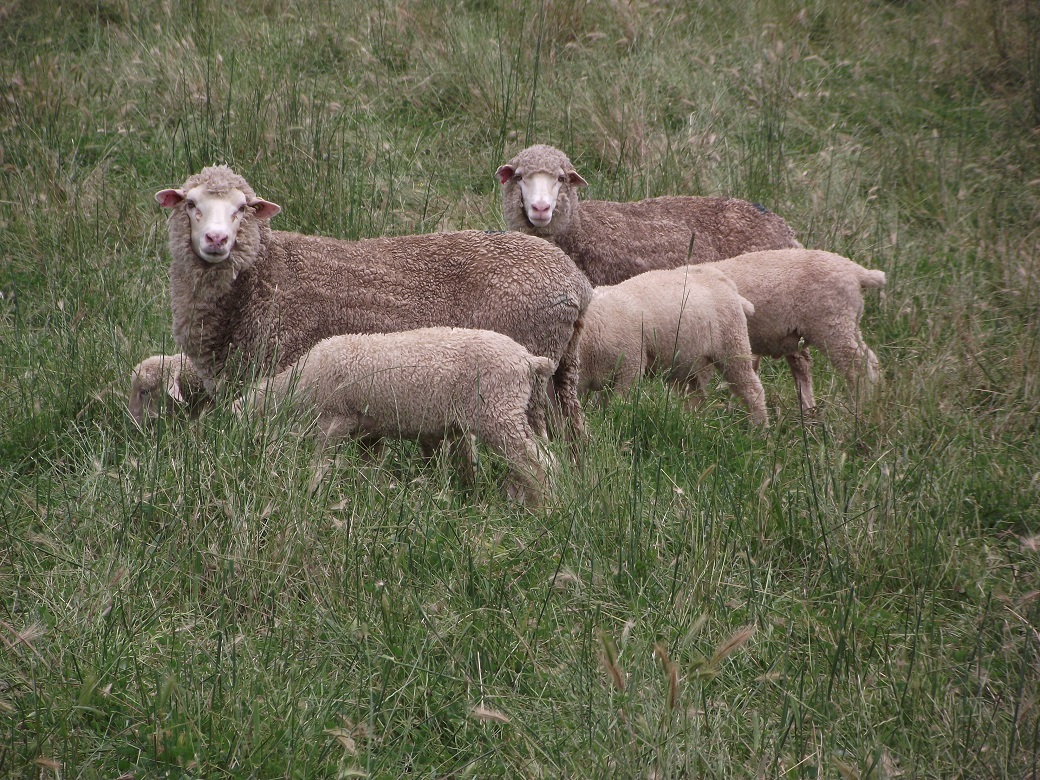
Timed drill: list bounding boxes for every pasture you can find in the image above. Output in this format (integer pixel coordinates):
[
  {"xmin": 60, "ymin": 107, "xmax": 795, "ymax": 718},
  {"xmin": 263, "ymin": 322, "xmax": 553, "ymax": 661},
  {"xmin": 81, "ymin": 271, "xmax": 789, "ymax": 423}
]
[{"xmin": 1, "ymin": 0, "xmax": 1038, "ymax": 777}]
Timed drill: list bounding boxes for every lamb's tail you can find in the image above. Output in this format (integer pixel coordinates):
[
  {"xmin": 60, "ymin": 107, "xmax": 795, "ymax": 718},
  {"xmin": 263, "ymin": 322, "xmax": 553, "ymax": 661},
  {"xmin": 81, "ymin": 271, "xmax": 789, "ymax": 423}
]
[
  {"xmin": 530, "ymin": 355, "xmax": 555, "ymax": 380},
  {"xmin": 857, "ymin": 268, "xmax": 886, "ymax": 289},
  {"xmin": 738, "ymin": 295, "xmax": 756, "ymax": 319}
]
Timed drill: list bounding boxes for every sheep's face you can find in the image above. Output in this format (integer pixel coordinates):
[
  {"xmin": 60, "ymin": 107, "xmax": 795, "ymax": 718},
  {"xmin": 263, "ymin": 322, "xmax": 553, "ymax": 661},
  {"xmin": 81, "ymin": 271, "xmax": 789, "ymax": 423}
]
[
  {"xmin": 497, "ymin": 163, "xmax": 587, "ymax": 228},
  {"xmin": 156, "ymin": 184, "xmax": 281, "ymax": 263}
]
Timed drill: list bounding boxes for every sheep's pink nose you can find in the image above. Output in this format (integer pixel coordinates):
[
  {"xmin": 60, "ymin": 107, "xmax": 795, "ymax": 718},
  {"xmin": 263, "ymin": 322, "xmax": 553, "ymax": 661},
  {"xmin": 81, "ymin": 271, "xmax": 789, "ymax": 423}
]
[
  {"xmin": 530, "ymin": 203, "xmax": 551, "ymax": 216},
  {"xmin": 204, "ymin": 231, "xmax": 228, "ymax": 248}
]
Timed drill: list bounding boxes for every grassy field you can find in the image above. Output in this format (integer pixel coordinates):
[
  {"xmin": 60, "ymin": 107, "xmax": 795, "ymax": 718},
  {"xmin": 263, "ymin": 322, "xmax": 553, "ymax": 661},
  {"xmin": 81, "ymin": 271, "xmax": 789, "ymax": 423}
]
[{"xmin": 2, "ymin": 0, "xmax": 1039, "ymax": 777}]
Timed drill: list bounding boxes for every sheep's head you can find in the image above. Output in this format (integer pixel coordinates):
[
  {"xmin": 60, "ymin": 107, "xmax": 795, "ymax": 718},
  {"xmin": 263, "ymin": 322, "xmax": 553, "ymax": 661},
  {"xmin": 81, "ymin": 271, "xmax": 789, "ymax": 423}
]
[
  {"xmin": 156, "ymin": 165, "xmax": 281, "ymax": 264},
  {"xmin": 497, "ymin": 145, "xmax": 587, "ymax": 232}
]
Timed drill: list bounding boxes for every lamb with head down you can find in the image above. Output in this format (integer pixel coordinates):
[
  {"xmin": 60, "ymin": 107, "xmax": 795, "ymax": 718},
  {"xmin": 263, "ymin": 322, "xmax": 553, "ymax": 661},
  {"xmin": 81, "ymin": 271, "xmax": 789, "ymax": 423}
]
[
  {"xmin": 703, "ymin": 248, "xmax": 886, "ymax": 411},
  {"xmin": 578, "ymin": 264, "xmax": 768, "ymax": 426},
  {"xmin": 236, "ymin": 327, "xmax": 556, "ymax": 505}
]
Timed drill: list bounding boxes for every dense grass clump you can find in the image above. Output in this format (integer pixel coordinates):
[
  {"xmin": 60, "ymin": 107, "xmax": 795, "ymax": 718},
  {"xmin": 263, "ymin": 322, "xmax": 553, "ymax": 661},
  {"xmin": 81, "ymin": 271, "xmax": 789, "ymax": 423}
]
[{"xmin": 2, "ymin": 0, "xmax": 1038, "ymax": 777}]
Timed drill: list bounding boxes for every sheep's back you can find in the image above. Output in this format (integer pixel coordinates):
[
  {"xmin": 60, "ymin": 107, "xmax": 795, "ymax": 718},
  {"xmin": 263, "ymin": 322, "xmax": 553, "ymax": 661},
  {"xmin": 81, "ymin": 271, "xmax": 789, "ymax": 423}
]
[
  {"xmin": 246, "ymin": 229, "xmax": 591, "ymax": 373},
  {"xmin": 293, "ymin": 328, "xmax": 541, "ymax": 433},
  {"xmin": 707, "ymin": 249, "xmax": 876, "ymax": 358},
  {"xmin": 560, "ymin": 197, "xmax": 800, "ymax": 286}
]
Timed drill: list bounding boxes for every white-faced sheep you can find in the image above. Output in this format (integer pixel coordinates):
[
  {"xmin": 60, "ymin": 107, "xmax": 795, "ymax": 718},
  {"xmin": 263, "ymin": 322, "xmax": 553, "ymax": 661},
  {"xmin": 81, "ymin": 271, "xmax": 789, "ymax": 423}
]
[
  {"xmin": 138, "ymin": 165, "xmax": 593, "ymax": 433},
  {"xmin": 578, "ymin": 264, "xmax": 768, "ymax": 425},
  {"xmin": 237, "ymin": 327, "xmax": 555, "ymax": 505},
  {"xmin": 704, "ymin": 249, "xmax": 886, "ymax": 411},
  {"xmin": 496, "ymin": 144, "xmax": 802, "ymax": 286}
]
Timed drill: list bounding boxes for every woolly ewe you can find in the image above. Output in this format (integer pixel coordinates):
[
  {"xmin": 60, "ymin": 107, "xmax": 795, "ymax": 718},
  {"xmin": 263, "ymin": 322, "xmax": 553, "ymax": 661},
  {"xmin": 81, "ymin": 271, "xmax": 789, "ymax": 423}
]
[
  {"xmin": 138, "ymin": 165, "xmax": 593, "ymax": 433},
  {"xmin": 497, "ymin": 144, "xmax": 801, "ymax": 286}
]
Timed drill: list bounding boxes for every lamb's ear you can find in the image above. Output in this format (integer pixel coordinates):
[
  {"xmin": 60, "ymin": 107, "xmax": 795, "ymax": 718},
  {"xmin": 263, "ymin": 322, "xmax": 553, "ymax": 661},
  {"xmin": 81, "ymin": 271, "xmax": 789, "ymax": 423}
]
[
  {"xmin": 248, "ymin": 198, "xmax": 281, "ymax": 220},
  {"xmin": 155, "ymin": 188, "xmax": 186, "ymax": 208},
  {"xmin": 496, "ymin": 164, "xmax": 517, "ymax": 185},
  {"xmin": 165, "ymin": 369, "xmax": 185, "ymax": 404},
  {"xmin": 567, "ymin": 170, "xmax": 589, "ymax": 188}
]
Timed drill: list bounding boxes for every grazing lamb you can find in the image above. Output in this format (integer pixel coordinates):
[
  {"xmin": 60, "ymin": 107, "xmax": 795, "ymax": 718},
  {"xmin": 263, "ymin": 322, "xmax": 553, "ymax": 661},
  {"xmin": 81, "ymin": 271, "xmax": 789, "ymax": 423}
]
[
  {"xmin": 704, "ymin": 249, "xmax": 886, "ymax": 411},
  {"xmin": 578, "ymin": 265, "xmax": 768, "ymax": 425},
  {"xmin": 496, "ymin": 144, "xmax": 802, "ymax": 286},
  {"xmin": 237, "ymin": 327, "xmax": 555, "ymax": 505},
  {"xmin": 139, "ymin": 165, "xmax": 593, "ymax": 432},
  {"xmin": 128, "ymin": 353, "xmax": 205, "ymax": 423}
]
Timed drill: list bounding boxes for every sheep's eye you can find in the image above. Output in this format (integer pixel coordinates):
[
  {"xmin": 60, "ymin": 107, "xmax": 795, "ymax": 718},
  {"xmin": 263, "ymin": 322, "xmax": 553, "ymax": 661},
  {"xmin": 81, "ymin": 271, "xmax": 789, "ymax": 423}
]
[
  {"xmin": 558, "ymin": 174, "xmax": 566, "ymax": 183},
  {"xmin": 185, "ymin": 200, "xmax": 196, "ymax": 211}
]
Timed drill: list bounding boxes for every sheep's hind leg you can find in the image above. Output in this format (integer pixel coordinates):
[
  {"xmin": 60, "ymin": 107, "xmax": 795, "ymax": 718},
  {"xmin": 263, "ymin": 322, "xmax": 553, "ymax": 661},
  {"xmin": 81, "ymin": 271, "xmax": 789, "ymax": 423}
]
[
  {"xmin": 821, "ymin": 332, "xmax": 881, "ymax": 410},
  {"xmin": 551, "ymin": 321, "xmax": 588, "ymax": 441},
  {"xmin": 482, "ymin": 420, "xmax": 551, "ymax": 507},
  {"xmin": 786, "ymin": 348, "xmax": 815, "ymax": 411}
]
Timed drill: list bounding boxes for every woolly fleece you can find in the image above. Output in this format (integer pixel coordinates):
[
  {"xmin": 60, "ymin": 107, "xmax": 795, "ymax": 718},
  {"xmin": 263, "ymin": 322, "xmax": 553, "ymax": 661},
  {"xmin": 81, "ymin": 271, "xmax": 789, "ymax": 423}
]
[{"xmin": 705, "ymin": 249, "xmax": 886, "ymax": 410}]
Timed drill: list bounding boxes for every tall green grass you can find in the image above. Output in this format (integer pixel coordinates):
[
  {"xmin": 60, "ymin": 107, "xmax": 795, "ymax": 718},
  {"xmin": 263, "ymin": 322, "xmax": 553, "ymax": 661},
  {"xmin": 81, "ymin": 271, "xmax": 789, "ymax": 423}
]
[{"xmin": 2, "ymin": 0, "xmax": 1038, "ymax": 777}]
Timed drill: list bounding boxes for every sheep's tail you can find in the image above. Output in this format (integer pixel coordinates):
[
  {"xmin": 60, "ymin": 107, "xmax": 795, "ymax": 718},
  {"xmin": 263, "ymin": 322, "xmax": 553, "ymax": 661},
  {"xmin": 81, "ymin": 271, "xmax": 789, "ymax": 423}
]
[
  {"xmin": 857, "ymin": 268, "xmax": 886, "ymax": 289},
  {"xmin": 530, "ymin": 355, "xmax": 555, "ymax": 380},
  {"xmin": 738, "ymin": 295, "xmax": 756, "ymax": 319}
]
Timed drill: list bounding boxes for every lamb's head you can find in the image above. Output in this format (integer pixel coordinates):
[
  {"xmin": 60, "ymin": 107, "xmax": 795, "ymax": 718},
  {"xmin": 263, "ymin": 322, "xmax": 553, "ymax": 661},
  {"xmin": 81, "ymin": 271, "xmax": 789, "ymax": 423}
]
[
  {"xmin": 497, "ymin": 145, "xmax": 587, "ymax": 236},
  {"xmin": 155, "ymin": 165, "xmax": 281, "ymax": 265}
]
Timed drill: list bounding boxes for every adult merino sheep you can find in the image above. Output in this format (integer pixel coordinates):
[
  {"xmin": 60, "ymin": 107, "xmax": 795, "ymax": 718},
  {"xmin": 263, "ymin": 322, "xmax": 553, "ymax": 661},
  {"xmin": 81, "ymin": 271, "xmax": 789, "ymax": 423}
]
[
  {"xmin": 139, "ymin": 165, "xmax": 593, "ymax": 432},
  {"xmin": 578, "ymin": 265, "xmax": 768, "ymax": 426},
  {"xmin": 704, "ymin": 249, "xmax": 886, "ymax": 411},
  {"xmin": 496, "ymin": 144, "xmax": 802, "ymax": 286},
  {"xmin": 237, "ymin": 327, "xmax": 555, "ymax": 505}
]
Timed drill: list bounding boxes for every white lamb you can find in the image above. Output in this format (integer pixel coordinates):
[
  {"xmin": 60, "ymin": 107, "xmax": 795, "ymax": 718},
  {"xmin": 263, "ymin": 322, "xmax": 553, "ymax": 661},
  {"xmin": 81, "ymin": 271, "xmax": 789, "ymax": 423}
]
[
  {"xmin": 236, "ymin": 327, "xmax": 556, "ymax": 505},
  {"xmin": 578, "ymin": 265, "xmax": 768, "ymax": 425},
  {"xmin": 704, "ymin": 249, "xmax": 886, "ymax": 410}
]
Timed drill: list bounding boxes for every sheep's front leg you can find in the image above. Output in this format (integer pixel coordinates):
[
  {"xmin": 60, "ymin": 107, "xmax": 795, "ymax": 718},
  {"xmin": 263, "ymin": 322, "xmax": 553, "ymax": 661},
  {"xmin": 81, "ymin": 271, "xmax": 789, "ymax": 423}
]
[{"xmin": 825, "ymin": 333, "xmax": 881, "ymax": 409}]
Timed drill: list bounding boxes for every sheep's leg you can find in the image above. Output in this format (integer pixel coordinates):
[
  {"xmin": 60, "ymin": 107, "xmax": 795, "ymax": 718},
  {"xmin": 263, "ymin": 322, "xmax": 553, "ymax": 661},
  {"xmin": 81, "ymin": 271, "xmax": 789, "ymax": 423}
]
[
  {"xmin": 820, "ymin": 331, "xmax": 881, "ymax": 407},
  {"xmin": 552, "ymin": 325, "xmax": 588, "ymax": 440},
  {"xmin": 786, "ymin": 348, "xmax": 815, "ymax": 411},
  {"xmin": 482, "ymin": 420, "xmax": 551, "ymax": 506},
  {"xmin": 448, "ymin": 434, "xmax": 479, "ymax": 488},
  {"xmin": 716, "ymin": 355, "xmax": 769, "ymax": 426},
  {"xmin": 526, "ymin": 373, "xmax": 551, "ymax": 439},
  {"xmin": 676, "ymin": 359, "xmax": 713, "ymax": 413}
]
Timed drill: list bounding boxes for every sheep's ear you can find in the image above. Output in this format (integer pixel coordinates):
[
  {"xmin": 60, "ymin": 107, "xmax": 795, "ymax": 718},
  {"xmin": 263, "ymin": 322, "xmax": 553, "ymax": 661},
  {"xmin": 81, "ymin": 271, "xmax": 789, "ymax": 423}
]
[
  {"xmin": 567, "ymin": 170, "xmax": 589, "ymax": 188},
  {"xmin": 249, "ymin": 198, "xmax": 281, "ymax": 220},
  {"xmin": 495, "ymin": 164, "xmax": 517, "ymax": 185},
  {"xmin": 155, "ymin": 188, "xmax": 186, "ymax": 208}
]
